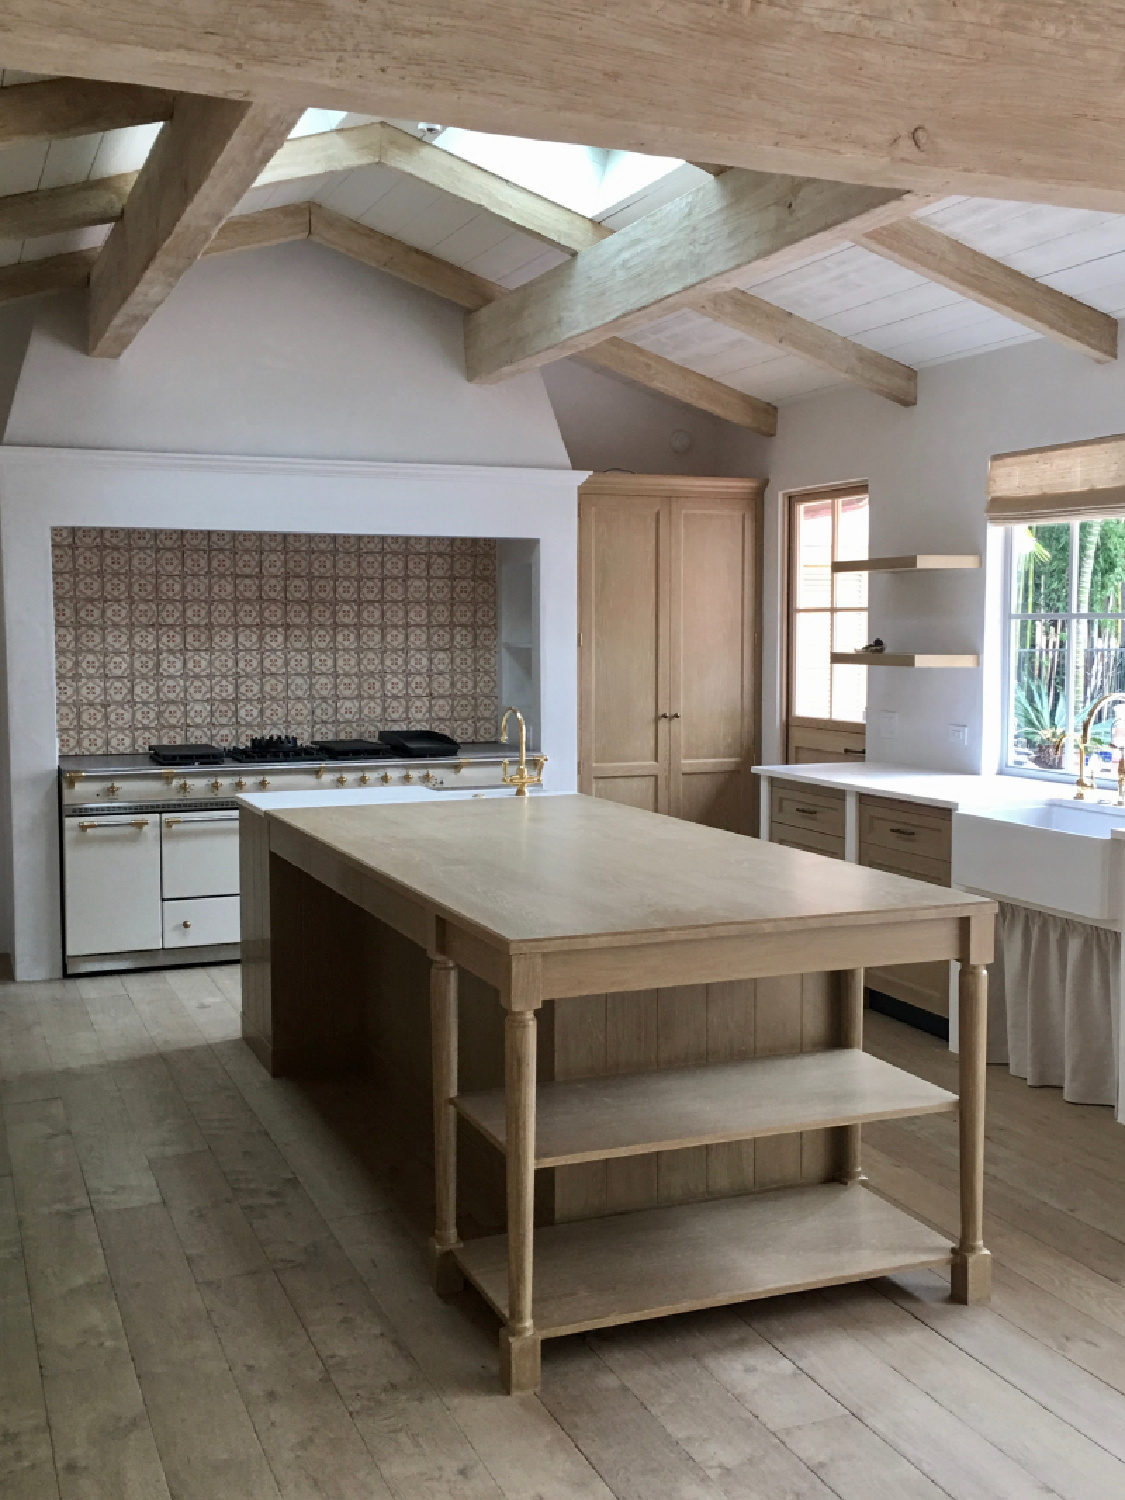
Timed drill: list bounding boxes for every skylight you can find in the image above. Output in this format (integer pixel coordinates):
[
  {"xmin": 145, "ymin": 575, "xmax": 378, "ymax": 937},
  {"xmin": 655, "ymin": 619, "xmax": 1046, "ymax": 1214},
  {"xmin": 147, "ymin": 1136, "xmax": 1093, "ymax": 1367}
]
[{"xmin": 430, "ymin": 127, "xmax": 685, "ymax": 220}]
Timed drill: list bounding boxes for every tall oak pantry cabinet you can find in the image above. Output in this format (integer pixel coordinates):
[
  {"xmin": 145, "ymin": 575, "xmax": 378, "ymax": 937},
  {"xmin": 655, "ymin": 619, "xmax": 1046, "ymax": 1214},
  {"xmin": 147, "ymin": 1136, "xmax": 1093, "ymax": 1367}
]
[{"xmin": 578, "ymin": 474, "xmax": 764, "ymax": 834}]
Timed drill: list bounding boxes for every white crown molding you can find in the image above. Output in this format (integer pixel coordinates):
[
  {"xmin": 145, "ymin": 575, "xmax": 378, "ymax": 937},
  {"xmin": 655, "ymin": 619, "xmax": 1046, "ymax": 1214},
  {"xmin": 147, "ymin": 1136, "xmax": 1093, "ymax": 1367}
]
[{"xmin": 0, "ymin": 443, "xmax": 589, "ymax": 489}]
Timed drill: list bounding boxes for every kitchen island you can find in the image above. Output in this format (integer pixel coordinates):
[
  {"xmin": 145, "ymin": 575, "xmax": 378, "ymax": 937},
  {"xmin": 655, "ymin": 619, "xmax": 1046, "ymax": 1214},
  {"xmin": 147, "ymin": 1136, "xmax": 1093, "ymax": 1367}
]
[{"xmin": 240, "ymin": 792, "xmax": 995, "ymax": 1392}]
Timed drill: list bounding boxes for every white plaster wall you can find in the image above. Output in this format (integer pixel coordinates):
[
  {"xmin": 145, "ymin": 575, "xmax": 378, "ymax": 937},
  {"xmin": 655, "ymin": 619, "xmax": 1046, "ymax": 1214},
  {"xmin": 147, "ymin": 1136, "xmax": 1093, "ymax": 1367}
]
[
  {"xmin": 761, "ymin": 336, "xmax": 1125, "ymax": 773},
  {"xmin": 5, "ymin": 239, "xmax": 570, "ymax": 469},
  {"xmin": 0, "ymin": 449, "xmax": 581, "ymax": 979},
  {"xmin": 542, "ymin": 358, "xmax": 773, "ymax": 477}
]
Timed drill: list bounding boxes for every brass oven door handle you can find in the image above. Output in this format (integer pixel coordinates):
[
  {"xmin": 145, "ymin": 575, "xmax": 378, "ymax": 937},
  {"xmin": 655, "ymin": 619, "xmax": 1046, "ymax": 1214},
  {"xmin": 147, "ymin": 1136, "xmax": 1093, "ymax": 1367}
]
[
  {"xmin": 77, "ymin": 819, "xmax": 149, "ymax": 831},
  {"xmin": 165, "ymin": 816, "xmax": 238, "ymax": 827}
]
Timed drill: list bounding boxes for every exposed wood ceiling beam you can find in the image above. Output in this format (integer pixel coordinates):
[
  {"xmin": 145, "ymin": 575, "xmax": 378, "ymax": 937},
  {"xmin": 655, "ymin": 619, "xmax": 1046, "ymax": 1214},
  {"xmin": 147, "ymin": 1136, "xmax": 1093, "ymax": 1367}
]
[
  {"xmin": 309, "ymin": 205, "xmax": 775, "ymax": 433},
  {"xmin": 309, "ymin": 203, "xmax": 501, "ymax": 311},
  {"xmin": 0, "ymin": 75, "xmax": 172, "ymax": 146},
  {"xmin": 0, "ymin": 248, "xmax": 98, "ymax": 305},
  {"xmin": 465, "ymin": 170, "xmax": 917, "ymax": 382},
  {"xmin": 377, "ymin": 124, "xmax": 610, "ymax": 253},
  {"xmin": 204, "ymin": 202, "xmax": 311, "ymax": 258},
  {"xmin": 0, "ymin": 173, "xmax": 135, "ymax": 241},
  {"xmin": 88, "ymin": 95, "xmax": 302, "ymax": 358},
  {"xmin": 576, "ymin": 340, "xmax": 777, "ymax": 434},
  {"xmin": 858, "ymin": 219, "xmax": 1118, "ymax": 364},
  {"xmin": 9, "ymin": 4, "xmax": 1125, "ymax": 210},
  {"xmin": 698, "ymin": 288, "xmax": 917, "ymax": 407}
]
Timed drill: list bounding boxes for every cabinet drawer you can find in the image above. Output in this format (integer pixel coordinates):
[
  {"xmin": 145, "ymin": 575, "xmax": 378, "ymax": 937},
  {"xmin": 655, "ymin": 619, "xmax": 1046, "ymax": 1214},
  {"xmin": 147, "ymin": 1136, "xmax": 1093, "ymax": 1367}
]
[
  {"xmin": 162, "ymin": 811, "xmax": 239, "ymax": 897},
  {"xmin": 770, "ymin": 781, "xmax": 845, "ymax": 839},
  {"xmin": 861, "ymin": 847, "xmax": 951, "ymax": 887},
  {"xmin": 858, "ymin": 796, "xmax": 952, "ymax": 864},
  {"xmin": 162, "ymin": 896, "xmax": 240, "ymax": 948},
  {"xmin": 771, "ymin": 821, "xmax": 845, "ymax": 859}
]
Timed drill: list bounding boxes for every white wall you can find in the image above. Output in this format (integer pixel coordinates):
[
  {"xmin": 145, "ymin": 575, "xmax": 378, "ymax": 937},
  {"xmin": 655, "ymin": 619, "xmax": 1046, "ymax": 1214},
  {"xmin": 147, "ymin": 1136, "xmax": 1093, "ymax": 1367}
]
[
  {"xmin": 5, "ymin": 239, "xmax": 570, "ymax": 468},
  {"xmin": 761, "ymin": 336, "xmax": 1125, "ymax": 772},
  {"xmin": 0, "ymin": 238, "xmax": 582, "ymax": 977},
  {"xmin": 543, "ymin": 358, "xmax": 773, "ymax": 478}
]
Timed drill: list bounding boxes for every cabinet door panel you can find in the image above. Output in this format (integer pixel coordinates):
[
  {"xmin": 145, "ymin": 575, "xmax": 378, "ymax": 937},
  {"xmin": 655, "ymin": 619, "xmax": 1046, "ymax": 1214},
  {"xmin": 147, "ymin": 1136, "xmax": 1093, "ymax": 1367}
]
[
  {"xmin": 64, "ymin": 815, "xmax": 162, "ymax": 956},
  {"xmin": 593, "ymin": 775, "xmax": 660, "ymax": 813},
  {"xmin": 669, "ymin": 498, "xmax": 756, "ymax": 832},
  {"xmin": 579, "ymin": 492, "xmax": 668, "ymax": 813}
]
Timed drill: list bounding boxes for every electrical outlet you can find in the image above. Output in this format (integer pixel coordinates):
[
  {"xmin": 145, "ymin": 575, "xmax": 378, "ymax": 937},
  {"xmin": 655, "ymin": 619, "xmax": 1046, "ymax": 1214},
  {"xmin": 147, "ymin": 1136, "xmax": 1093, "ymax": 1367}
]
[
  {"xmin": 949, "ymin": 723, "xmax": 968, "ymax": 746},
  {"xmin": 879, "ymin": 710, "xmax": 898, "ymax": 739}
]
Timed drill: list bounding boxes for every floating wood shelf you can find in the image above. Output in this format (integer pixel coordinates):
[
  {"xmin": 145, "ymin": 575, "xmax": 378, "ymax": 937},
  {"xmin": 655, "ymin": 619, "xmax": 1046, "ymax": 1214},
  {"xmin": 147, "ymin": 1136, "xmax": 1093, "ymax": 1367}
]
[
  {"xmin": 454, "ymin": 1051, "xmax": 955, "ymax": 1168},
  {"xmin": 454, "ymin": 1183, "xmax": 953, "ymax": 1339},
  {"xmin": 831, "ymin": 651, "xmax": 979, "ymax": 668},
  {"xmin": 832, "ymin": 554, "xmax": 981, "ymax": 574}
]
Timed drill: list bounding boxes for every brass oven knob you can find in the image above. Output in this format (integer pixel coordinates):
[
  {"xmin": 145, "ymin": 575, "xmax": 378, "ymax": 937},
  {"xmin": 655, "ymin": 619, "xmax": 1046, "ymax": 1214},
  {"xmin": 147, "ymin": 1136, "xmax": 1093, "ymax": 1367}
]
[
  {"xmin": 178, "ymin": 779, "xmax": 191, "ymax": 794},
  {"xmin": 381, "ymin": 772, "xmax": 391, "ymax": 785},
  {"xmin": 336, "ymin": 773, "xmax": 348, "ymax": 787},
  {"xmin": 235, "ymin": 777, "xmax": 246, "ymax": 791},
  {"xmin": 106, "ymin": 782, "xmax": 119, "ymax": 796},
  {"xmin": 403, "ymin": 771, "xmax": 413, "ymax": 784},
  {"xmin": 359, "ymin": 773, "xmax": 370, "ymax": 786},
  {"xmin": 258, "ymin": 777, "xmax": 270, "ymax": 790},
  {"xmin": 210, "ymin": 779, "xmax": 222, "ymax": 793},
  {"xmin": 422, "ymin": 770, "xmax": 433, "ymax": 784}
]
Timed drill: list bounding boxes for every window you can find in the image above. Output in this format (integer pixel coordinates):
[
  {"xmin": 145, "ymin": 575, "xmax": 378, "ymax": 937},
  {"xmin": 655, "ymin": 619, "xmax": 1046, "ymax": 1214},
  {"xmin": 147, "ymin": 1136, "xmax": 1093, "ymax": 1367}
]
[
  {"xmin": 788, "ymin": 487, "xmax": 870, "ymax": 741},
  {"xmin": 1006, "ymin": 520, "xmax": 1125, "ymax": 776}
]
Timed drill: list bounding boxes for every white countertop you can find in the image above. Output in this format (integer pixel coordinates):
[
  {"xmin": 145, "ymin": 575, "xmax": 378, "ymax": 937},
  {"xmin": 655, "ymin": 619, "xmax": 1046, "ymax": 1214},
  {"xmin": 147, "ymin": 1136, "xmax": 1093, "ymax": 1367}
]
[
  {"xmin": 752, "ymin": 762, "xmax": 1071, "ymax": 811},
  {"xmin": 237, "ymin": 784, "xmax": 550, "ymax": 814}
]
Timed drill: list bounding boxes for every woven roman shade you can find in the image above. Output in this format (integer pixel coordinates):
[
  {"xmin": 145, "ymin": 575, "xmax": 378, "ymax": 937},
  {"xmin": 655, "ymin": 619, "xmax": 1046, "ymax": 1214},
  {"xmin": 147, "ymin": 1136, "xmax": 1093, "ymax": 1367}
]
[{"xmin": 987, "ymin": 432, "xmax": 1125, "ymax": 524}]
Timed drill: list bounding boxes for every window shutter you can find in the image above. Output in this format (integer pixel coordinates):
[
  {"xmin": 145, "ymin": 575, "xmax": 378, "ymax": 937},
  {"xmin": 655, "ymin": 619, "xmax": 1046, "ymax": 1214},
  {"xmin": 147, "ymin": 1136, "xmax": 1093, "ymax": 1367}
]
[{"xmin": 987, "ymin": 433, "xmax": 1125, "ymax": 524}]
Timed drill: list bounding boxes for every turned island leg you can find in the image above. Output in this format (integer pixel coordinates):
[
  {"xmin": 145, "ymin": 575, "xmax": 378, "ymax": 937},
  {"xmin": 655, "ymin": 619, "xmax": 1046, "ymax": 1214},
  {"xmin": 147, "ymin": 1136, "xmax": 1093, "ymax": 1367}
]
[
  {"xmin": 501, "ymin": 1006, "xmax": 540, "ymax": 1392},
  {"xmin": 430, "ymin": 956, "xmax": 464, "ymax": 1295},
  {"xmin": 840, "ymin": 968, "xmax": 866, "ymax": 1185},
  {"xmin": 952, "ymin": 961, "xmax": 991, "ymax": 1303}
]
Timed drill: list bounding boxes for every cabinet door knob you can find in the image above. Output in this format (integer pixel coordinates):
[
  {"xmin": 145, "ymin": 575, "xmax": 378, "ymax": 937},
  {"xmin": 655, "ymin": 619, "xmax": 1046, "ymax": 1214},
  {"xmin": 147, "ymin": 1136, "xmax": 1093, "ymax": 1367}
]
[
  {"xmin": 182, "ymin": 920, "xmax": 192, "ymax": 930},
  {"xmin": 658, "ymin": 712, "xmax": 670, "ymax": 720},
  {"xmin": 670, "ymin": 712, "xmax": 681, "ymax": 720}
]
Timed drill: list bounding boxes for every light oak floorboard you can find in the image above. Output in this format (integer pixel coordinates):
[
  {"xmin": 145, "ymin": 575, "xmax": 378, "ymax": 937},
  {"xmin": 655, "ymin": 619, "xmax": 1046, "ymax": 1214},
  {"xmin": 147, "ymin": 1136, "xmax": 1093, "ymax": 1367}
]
[{"xmin": 7, "ymin": 970, "xmax": 1125, "ymax": 1498}]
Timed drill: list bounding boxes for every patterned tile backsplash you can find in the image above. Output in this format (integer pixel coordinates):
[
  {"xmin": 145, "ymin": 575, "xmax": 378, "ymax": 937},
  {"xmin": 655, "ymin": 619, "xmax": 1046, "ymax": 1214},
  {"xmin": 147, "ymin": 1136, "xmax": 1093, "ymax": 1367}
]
[{"xmin": 51, "ymin": 527, "xmax": 500, "ymax": 755}]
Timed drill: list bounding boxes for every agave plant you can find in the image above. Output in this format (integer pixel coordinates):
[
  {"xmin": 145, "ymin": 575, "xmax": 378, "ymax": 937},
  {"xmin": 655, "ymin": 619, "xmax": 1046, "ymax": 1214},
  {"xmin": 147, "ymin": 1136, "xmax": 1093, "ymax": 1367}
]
[
  {"xmin": 1015, "ymin": 679, "xmax": 1112, "ymax": 769},
  {"xmin": 1014, "ymin": 678, "xmax": 1069, "ymax": 767}
]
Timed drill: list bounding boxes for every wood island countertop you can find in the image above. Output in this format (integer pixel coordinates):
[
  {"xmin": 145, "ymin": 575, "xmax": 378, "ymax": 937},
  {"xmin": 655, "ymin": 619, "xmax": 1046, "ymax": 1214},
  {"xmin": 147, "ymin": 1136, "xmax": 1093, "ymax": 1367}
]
[{"xmin": 263, "ymin": 792, "xmax": 995, "ymax": 954}]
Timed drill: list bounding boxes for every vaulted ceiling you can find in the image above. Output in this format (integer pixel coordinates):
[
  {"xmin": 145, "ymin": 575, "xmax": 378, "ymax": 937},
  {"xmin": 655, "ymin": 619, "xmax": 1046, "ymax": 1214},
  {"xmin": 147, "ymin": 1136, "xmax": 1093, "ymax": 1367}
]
[{"xmin": 1, "ymin": 10, "xmax": 1124, "ymax": 436}]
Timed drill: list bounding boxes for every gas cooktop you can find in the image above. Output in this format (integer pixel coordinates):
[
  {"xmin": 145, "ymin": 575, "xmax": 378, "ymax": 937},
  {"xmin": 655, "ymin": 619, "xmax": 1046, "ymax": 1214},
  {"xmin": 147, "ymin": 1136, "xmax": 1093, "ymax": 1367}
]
[{"xmin": 147, "ymin": 734, "xmax": 460, "ymax": 767}]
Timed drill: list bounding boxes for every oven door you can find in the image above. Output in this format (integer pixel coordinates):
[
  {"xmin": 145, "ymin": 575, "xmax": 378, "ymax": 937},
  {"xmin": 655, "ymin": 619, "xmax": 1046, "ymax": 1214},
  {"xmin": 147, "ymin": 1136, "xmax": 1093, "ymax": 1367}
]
[
  {"xmin": 63, "ymin": 813, "xmax": 163, "ymax": 957},
  {"xmin": 161, "ymin": 810, "xmax": 240, "ymax": 898}
]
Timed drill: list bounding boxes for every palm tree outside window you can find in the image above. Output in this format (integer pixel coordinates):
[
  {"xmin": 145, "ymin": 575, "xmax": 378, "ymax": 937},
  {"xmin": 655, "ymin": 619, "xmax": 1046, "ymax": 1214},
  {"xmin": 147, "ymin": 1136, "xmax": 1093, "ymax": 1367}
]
[{"xmin": 1008, "ymin": 519, "xmax": 1125, "ymax": 775}]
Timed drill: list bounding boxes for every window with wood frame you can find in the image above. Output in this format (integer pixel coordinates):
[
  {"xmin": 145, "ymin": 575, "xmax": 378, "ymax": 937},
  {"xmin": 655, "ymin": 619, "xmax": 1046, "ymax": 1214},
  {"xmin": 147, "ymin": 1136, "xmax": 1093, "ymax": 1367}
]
[{"xmin": 786, "ymin": 485, "xmax": 869, "ymax": 764}]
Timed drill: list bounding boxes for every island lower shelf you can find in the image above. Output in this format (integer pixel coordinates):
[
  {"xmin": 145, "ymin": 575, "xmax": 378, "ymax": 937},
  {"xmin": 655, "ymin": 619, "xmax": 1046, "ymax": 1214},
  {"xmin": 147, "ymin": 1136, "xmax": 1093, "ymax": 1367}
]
[
  {"xmin": 454, "ymin": 1049, "xmax": 957, "ymax": 1167},
  {"xmin": 455, "ymin": 1182, "xmax": 953, "ymax": 1338}
]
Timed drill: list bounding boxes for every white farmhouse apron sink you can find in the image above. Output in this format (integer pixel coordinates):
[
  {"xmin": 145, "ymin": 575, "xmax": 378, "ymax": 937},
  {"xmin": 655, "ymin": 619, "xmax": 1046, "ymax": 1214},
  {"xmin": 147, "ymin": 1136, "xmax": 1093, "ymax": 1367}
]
[{"xmin": 952, "ymin": 800, "xmax": 1125, "ymax": 928}]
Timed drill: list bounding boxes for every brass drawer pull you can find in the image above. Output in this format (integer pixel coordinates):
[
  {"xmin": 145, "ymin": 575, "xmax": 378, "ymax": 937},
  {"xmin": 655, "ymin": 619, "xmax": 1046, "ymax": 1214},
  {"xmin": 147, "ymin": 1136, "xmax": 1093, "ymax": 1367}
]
[
  {"xmin": 794, "ymin": 805, "xmax": 821, "ymax": 816},
  {"xmin": 77, "ymin": 818, "xmax": 149, "ymax": 831},
  {"xmin": 888, "ymin": 826, "xmax": 917, "ymax": 837}
]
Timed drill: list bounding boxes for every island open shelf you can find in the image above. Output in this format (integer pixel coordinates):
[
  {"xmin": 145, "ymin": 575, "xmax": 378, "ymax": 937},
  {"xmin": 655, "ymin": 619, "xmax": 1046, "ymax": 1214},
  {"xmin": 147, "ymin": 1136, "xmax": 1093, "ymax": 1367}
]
[
  {"xmin": 455, "ymin": 1183, "xmax": 953, "ymax": 1338},
  {"xmin": 454, "ymin": 1050, "xmax": 956, "ymax": 1167}
]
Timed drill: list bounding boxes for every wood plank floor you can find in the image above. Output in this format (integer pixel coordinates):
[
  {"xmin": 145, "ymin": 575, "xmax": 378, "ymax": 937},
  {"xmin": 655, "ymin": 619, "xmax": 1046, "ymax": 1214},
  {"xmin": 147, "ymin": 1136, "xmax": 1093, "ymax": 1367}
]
[{"xmin": 3, "ymin": 964, "xmax": 1125, "ymax": 1499}]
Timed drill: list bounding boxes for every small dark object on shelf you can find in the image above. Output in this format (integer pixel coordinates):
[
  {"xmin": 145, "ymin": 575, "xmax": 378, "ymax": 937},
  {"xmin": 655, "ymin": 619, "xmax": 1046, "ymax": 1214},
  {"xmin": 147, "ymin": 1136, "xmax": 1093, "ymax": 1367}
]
[{"xmin": 858, "ymin": 638, "xmax": 886, "ymax": 654}]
